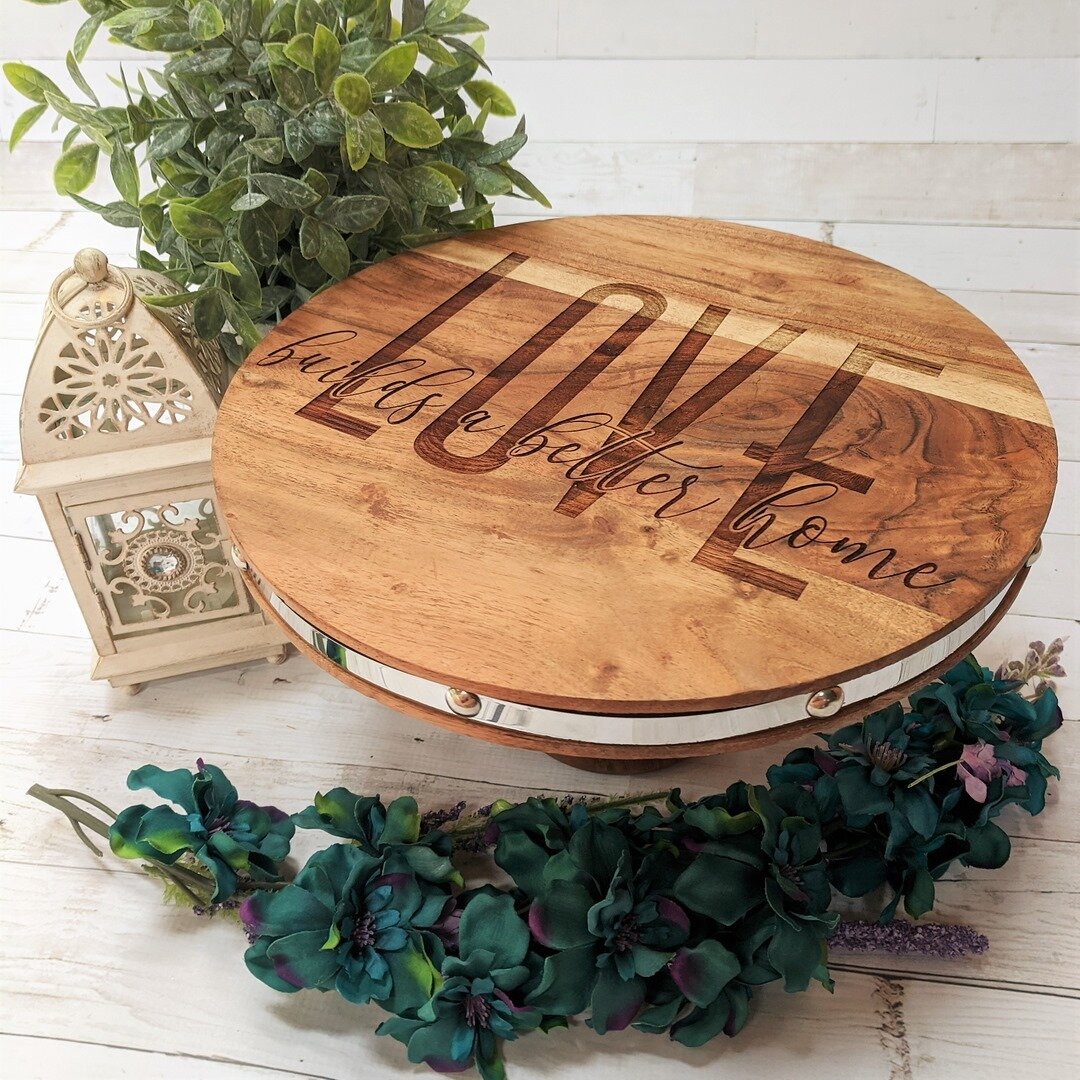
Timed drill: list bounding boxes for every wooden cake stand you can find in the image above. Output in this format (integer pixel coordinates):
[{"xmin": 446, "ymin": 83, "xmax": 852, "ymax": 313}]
[{"xmin": 213, "ymin": 217, "xmax": 1056, "ymax": 772}]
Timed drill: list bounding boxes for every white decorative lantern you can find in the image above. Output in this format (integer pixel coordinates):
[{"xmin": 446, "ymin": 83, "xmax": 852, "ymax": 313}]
[{"xmin": 15, "ymin": 249, "xmax": 286, "ymax": 692}]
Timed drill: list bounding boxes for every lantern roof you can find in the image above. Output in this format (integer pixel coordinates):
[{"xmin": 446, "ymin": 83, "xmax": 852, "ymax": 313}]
[{"xmin": 16, "ymin": 249, "xmax": 230, "ymax": 494}]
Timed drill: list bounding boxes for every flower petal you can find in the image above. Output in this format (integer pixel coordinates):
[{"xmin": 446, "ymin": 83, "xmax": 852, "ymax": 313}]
[
  {"xmin": 126, "ymin": 765, "xmax": 197, "ymax": 813},
  {"xmin": 265, "ymin": 929, "xmax": 341, "ymax": 989},
  {"xmin": 459, "ymin": 892, "xmax": 531, "ymax": 968},
  {"xmin": 588, "ymin": 966, "xmax": 645, "ymax": 1034},
  {"xmin": 528, "ymin": 880, "xmax": 594, "ymax": 950},
  {"xmin": 133, "ymin": 805, "xmax": 196, "ymax": 855},
  {"xmin": 526, "ymin": 943, "xmax": 597, "ymax": 1015},
  {"xmin": 670, "ymin": 941, "xmax": 741, "ymax": 1007}
]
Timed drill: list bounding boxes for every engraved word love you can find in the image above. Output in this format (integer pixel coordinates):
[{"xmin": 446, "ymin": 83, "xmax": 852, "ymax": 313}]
[{"xmin": 257, "ymin": 252, "xmax": 954, "ymax": 600}]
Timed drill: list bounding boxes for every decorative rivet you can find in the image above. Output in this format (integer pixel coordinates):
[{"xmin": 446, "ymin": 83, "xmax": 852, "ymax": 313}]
[
  {"xmin": 806, "ymin": 686, "xmax": 844, "ymax": 718},
  {"xmin": 446, "ymin": 688, "xmax": 482, "ymax": 717},
  {"xmin": 231, "ymin": 543, "xmax": 249, "ymax": 571},
  {"xmin": 1025, "ymin": 538, "xmax": 1043, "ymax": 567}
]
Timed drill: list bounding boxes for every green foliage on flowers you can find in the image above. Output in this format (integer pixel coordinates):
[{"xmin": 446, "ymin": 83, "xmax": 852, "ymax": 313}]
[
  {"xmin": 109, "ymin": 760, "xmax": 294, "ymax": 901},
  {"xmin": 93, "ymin": 655, "xmax": 1063, "ymax": 1076},
  {"xmin": 4, "ymin": 0, "xmax": 547, "ymax": 365}
]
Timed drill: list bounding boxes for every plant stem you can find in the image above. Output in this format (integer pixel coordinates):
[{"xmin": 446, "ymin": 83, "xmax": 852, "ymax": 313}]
[
  {"xmin": 907, "ymin": 758, "xmax": 962, "ymax": 789},
  {"xmin": 447, "ymin": 789, "xmax": 674, "ymax": 843}
]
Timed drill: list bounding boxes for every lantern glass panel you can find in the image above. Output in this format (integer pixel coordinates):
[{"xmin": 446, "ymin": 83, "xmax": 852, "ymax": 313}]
[{"xmin": 82, "ymin": 496, "xmax": 243, "ymax": 628}]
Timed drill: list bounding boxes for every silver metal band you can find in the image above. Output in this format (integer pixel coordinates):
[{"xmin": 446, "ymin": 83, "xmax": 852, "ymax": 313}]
[{"xmin": 248, "ymin": 566, "xmax": 1019, "ymax": 746}]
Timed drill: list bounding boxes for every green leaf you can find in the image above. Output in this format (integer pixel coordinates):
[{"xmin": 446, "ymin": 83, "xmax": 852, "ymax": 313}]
[
  {"xmin": 188, "ymin": 0, "xmax": 225, "ymax": 41},
  {"xmin": 193, "ymin": 287, "xmax": 226, "ymax": 337},
  {"xmin": 500, "ymin": 163, "xmax": 551, "ymax": 208},
  {"xmin": 243, "ymin": 100, "xmax": 285, "ymax": 137},
  {"xmin": 70, "ymin": 193, "xmax": 140, "ymax": 227},
  {"xmin": 350, "ymin": 109, "xmax": 385, "ymax": 161},
  {"xmin": 270, "ymin": 64, "xmax": 307, "ymax": 114},
  {"xmin": 364, "ymin": 41, "xmax": 417, "ymax": 94},
  {"xmin": 109, "ymin": 140, "xmax": 139, "ymax": 206},
  {"xmin": 239, "ymin": 207, "xmax": 279, "ymax": 264},
  {"xmin": 53, "ymin": 142, "xmax": 99, "ymax": 196},
  {"xmin": 402, "ymin": 0, "xmax": 427, "ymax": 35},
  {"xmin": 333, "ymin": 72, "xmax": 372, "ymax": 117},
  {"xmin": 283, "ymin": 118, "xmax": 315, "ymax": 162},
  {"xmin": 446, "ymin": 202, "xmax": 493, "ymax": 227},
  {"xmin": 283, "ymin": 33, "xmax": 315, "ymax": 73},
  {"xmin": 149, "ymin": 120, "xmax": 192, "ymax": 158},
  {"xmin": 168, "ymin": 48, "xmax": 233, "ymax": 76},
  {"xmin": 105, "ymin": 6, "xmax": 172, "ymax": 30},
  {"xmin": 343, "ymin": 118, "xmax": 370, "ymax": 170},
  {"xmin": 474, "ymin": 132, "xmax": 527, "ymax": 166},
  {"xmin": 401, "ymin": 163, "xmax": 459, "ymax": 206},
  {"xmin": 246, "ymin": 137, "xmax": 285, "ymax": 164},
  {"xmin": 222, "ymin": 292, "xmax": 263, "ymax": 350},
  {"xmin": 767, "ymin": 921, "xmax": 830, "ymax": 993},
  {"xmin": 169, "ymin": 201, "xmax": 225, "ymax": 241},
  {"xmin": 43, "ymin": 92, "xmax": 111, "ymax": 152},
  {"xmin": 4, "ymin": 62, "xmax": 63, "ymax": 104},
  {"xmin": 74, "ymin": 13, "xmax": 105, "ymax": 62},
  {"xmin": 318, "ymin": 194, "xmax": 388, "ymax": 232},
  {"xmin": 417, "ymin": 35, "xmax": 457, "ymax": 67},
  {"xmin": 427, "ymin": 0, "xmax": 470, "ymax": 24},
  {"xmin": 463, "ymin": 79, "xmax": 514, "ymax": 116},
  {"xmin": 65, "ymin": 52, "xmax": 99, "ymax": 106},
  {"xmin": 312, "ymin": 24, "xmax": 341, "ymax": 94},
  {"xmin": 252, "ymin": 172, "xmax": 322, "ymax": 209},
  {"xmin": 374, "ymin": 102, "xmax": 443, "ymax": 149},
  {"xmin": 294, "ymin": 0, "xmax": 321, "ymax": 36},
  {"xmin": 465, "ymin": 162, "xmax": 511, "ymax": 197},
  {"xmin": 206, "ymin": 260, "xmax": 241, "ymax": 276},
  {"xmin": 232, "ymin": 192, "xmax": 270, "ymax": 212},
  {"xmin": 301, "ymin": 167, "xmax": 331, "ymax": 199},
  {"xmin": 315, "ymin": 223, "xmax": 351, "ymax": 280},
  {"xmin": 8, "ymin": 103, "xmax": 46, "ymax": 151}
]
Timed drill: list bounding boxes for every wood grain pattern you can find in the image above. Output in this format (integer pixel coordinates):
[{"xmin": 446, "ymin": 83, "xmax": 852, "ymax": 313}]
[{"xmin": 214, "ymin": 217, "xmax": 1055, "ymax": 744}]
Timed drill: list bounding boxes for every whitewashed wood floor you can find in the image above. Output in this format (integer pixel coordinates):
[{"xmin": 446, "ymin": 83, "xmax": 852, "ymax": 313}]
[{"xmin": 1, "ymin": 206, "xmax": 1077, "ymax": 1079}]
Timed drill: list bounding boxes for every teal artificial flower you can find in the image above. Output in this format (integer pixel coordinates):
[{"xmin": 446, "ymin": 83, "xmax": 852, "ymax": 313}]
[
  {"xmin": 241, "ymin": 843, "xmax": 451, "ymax": 1012},
  {"xmin": 109, "ymin": 761, "xmax": 294, "ymax": 901},
  {"xmin": 377, "ymin": 892, "xmax": 544, "ymax": 1080},
  {"xmin": 524, "ymin": 820, "xmax": 689, "ymax": 1034},
  {"xmin": 633, "ymin": 970, "xmax": 751, "ymax": 1048},
  {"xmin": 670, "ymin": 784, "xmax": 835, "ymax": 994},
  {"xmin": 488, "ymin": 797, "xmax": 577, "ymax": 898},
  {"xmin": 909, "ymin": 655, "xmax": 1062, "ymax": 746},
  {"xmin": 293, "ymin": 788, "xmax": 463, "ymax": 886}
]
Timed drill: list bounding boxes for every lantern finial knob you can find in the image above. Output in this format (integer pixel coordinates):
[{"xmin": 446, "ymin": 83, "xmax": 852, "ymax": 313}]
[{"xmin": 73, "ymin": 248, "xmax": 109, "ymax": 284}]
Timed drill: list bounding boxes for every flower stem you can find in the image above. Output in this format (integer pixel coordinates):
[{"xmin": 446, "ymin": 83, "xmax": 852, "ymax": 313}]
[
  {"xmin": 447, "ymin": 789, "xmax": 673, "ymax": 843},
  {"xmin": 27, "ymin": 783, "xmax": 216, "ymax": 901},
  {"xmin": 907, "ymin": 758, "xmax": 962, "ymax": 789}
]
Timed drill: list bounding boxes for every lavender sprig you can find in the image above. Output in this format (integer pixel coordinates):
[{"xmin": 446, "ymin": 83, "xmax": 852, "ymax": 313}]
[
  {"xmin": 996, "ymin": 637, "xmax": 1068, "ymax": 699},
  {"xmin": 829, "ymin": 919, "xmax": 989, "ymax": 958}
]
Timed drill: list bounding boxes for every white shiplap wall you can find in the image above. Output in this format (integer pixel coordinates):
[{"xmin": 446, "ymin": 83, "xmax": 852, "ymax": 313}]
[{"xmin": 1, "ymin": 1, "xmax": 1078, "ymax": 341}]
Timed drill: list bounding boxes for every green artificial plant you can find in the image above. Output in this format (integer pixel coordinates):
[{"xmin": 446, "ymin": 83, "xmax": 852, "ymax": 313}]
[{"xmin": 5, "ymin": 0, "xmax": 548, "ymax": 364}]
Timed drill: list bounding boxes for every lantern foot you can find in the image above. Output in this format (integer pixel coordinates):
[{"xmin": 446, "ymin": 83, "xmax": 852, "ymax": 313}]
[
  {"xmin": 266, "ymin": 647, "xmax": 288, "ymax": 665},
  {"xmin": 121, "ymin": 683, "xmax": 143, "ymax": 696}
]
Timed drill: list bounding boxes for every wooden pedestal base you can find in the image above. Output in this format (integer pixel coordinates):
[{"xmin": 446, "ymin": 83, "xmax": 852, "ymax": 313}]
[{"xmin": 547, "ymin": 754, "xmax": 688, "ymax": 775}]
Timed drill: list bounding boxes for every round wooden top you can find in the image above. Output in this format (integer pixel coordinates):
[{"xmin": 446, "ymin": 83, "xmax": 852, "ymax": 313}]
[{"xmin": 213, "ymin": 216, "xmax": 1056, "ymax": 719}]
